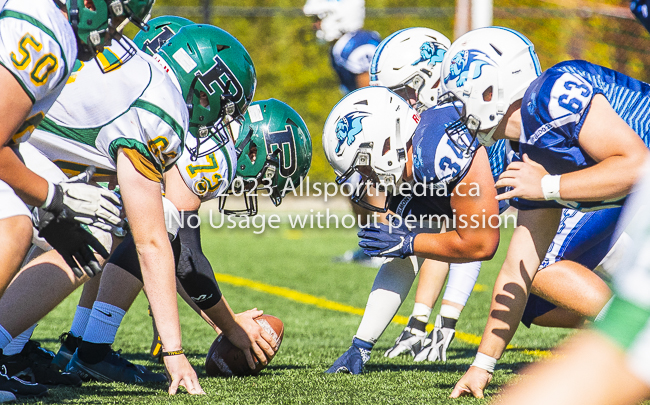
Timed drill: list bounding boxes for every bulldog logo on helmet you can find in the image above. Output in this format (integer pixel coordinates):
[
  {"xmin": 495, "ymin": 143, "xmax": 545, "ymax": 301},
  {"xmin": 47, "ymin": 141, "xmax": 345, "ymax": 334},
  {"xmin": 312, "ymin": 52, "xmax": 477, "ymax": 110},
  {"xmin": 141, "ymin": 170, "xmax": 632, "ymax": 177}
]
[
  {"xmin": 335, "ymin": 111, "xmax": 370, "ymax": 156},
  {"xmin": 412, "ymin": 41, "xmax": 447, "ymax": 67},
  {"xmin": 444, "ymin": 50, "xmax": 493, "ymax": 87}
]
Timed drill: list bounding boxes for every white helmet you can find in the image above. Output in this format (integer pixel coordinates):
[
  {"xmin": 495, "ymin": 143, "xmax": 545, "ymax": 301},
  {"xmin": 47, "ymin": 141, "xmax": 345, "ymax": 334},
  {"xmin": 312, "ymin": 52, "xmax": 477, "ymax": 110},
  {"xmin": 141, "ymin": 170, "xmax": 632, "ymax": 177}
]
[
  {"xmin": 440, "ymin": 26, "xmax": 541, "ymax": 146},
  {"xmin": 303, "ymin": 0, "xmax": 365, "ymax": 42},
  {"xmin": 370, "ymin": 27, "xmax": 451, "ymax": 112},
  {"xmin": 323, "ymin": 87, "xmax": 420, "ymax": 211}
]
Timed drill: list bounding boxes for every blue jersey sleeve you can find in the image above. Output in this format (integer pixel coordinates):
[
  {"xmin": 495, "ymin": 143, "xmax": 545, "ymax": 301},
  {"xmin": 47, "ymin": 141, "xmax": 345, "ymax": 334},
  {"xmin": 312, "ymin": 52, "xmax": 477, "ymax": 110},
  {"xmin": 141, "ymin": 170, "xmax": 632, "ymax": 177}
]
[{"xmin": 513, "ymin": 60, "xmax": 637, "ymax": 211}]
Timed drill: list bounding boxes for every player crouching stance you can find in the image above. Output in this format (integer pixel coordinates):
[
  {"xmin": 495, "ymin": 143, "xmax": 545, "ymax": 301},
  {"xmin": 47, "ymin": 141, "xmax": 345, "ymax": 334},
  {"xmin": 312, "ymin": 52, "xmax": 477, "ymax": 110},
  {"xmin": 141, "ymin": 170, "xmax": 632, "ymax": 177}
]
[
  {"xmin": 0, "ymin": 23, "xmax": 251, "ymax": 395},
  {"xmin": 442, "ymin": 27, "xmax": 650, "ymax": 398},
  {"xmin": 54, "ymin": 97, "xmax": 312, "ymax": 382},
  {"xmin": 322, "ymin": 86, "xmax": 500, "ymax": 374}
]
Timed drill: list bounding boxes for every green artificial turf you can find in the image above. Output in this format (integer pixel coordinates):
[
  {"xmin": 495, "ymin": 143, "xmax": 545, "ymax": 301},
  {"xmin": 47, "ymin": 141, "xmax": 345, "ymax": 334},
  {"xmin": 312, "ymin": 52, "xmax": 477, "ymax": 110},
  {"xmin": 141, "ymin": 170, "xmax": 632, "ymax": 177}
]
[{"xmin": 27, "ymin": 225, "xmax": 575, "ymax": 404}]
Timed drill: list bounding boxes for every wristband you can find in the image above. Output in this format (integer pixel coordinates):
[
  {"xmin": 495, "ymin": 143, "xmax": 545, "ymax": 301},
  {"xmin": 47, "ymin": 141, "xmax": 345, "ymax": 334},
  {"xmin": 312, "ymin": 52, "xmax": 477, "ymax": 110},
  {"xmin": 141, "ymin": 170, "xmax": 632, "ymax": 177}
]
[
  {"xmin": 162, "ymin": 349, "xmax": 184, "ymax": 357},
  {"xmin": 41, "ymin": 181, "xmax": 56, "ymax": 209},
  {"xmin": 541, "ymin": 174, "xmax": 561, "ymax": 201},
  {"xmin": 471, "ymin": 352, "xmax": 497, "ymax": 373}
]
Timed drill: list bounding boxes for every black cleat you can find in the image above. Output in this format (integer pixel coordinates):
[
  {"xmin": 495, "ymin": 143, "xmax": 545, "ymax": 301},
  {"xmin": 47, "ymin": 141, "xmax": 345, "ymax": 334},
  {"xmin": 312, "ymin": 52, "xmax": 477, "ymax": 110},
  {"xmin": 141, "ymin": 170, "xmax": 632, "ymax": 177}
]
[
  {"xmin": 0, "ymin": 341, "xmax": 82, "ymax": 387},
  {"xmin": 0, "ymin": 366, "xmax": 47, "ymax": 398}
]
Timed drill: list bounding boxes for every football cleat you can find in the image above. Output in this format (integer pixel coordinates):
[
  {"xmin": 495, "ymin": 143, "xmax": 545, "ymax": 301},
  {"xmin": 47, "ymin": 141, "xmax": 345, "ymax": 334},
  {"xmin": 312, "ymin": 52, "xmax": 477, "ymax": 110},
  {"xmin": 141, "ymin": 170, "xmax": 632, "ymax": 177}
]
[
  {"xmin": 2, "ymin": 340, "xmax": 83, "ymax": 387},
  {"xmin": 414, "ymin": 315, "xmax": 457, "ymax": 362},
  {"xmin": 52, "ymin": 333, "xmax": 81, "ymax": 371},
  {"xmin": 384, "ymin": 317, "xmax": 427, "ymax": 358},
  {"xmin": 66, "ymin": 349, "xmax": 167, "ymax": 384},
  {"xmin": 0, "ymin": 366, "xmax": 47, "ymax": 398},
  {"xmin": 325, "ymin": 337, "xmax": 373, "ymax": 375}
]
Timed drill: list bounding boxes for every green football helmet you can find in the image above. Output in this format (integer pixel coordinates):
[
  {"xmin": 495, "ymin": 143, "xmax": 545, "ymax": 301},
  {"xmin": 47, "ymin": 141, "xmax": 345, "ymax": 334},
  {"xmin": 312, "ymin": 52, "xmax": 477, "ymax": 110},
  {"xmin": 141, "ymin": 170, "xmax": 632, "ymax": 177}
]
[
  {"xmin": 133, "ymin": 15, "xmax": 194, "ymax": 56},
  {"xmin": 219, "ymin": 99, "xmax": 313, "ymax": 216},
  {"xmin": 156, "ymin": 24, "xmax": 257, "ymax": 159},
  {"xmin": 65, "ymin": 0, "xmax": 153, "ymax": 58}
]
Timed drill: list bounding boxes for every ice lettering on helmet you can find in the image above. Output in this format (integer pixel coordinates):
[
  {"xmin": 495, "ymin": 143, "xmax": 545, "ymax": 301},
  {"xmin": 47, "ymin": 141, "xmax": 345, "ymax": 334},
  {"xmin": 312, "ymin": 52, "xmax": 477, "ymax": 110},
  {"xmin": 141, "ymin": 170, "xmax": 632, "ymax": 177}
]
[
  {"xmin": 195, "ymin": 55, "xmax": 244, "ymax": 102},
  {"xmin": 412, "ymin": 41, "xmax": 447, "ymax": 67},
  {"xmin": 444, "ymin": 50, "xmax": 494, "ymax": 87},
  {"xmin": 142, "ymin": 25, "xmax": 176, "ymax": 55},
  {"xmin": 334, "ymin": 111, "xmax": 370, "ymax": 155},
  {"xmin": 268, "ymin": 125, "xmax": 297, "ymax": 177}
]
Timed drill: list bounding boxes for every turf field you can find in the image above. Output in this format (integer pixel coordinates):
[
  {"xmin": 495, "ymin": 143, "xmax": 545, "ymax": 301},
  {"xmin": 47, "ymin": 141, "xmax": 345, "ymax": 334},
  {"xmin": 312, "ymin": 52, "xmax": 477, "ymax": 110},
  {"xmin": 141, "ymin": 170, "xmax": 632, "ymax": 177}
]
[{"xmin": 30, "ymin": 222, "xmax": 575, "ymax": 404}]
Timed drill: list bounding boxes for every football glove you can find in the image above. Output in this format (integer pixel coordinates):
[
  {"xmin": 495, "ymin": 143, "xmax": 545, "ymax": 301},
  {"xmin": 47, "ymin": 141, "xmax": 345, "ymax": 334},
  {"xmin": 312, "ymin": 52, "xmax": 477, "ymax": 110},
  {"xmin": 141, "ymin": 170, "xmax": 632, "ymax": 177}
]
[
  {"xmin": 325, "ymin": 337, "xmax": 373, "ymax": 375},
  {"xmin": 414, "ymin": 315, "xmax": 457, "ymax": 362},
  {"xmin": 33, "ymin": 208, "xmax": 109, "ymax": 278},
  {"xmin": 358, "ymin": 222, "xmax": 415, "ymax": 259},
  {"xmin": 384, "ymin": 317, "xmax": 427, "ymax": 358},
  {"xmin": 42, "ymin": 167, "xmax": 122, "ymax": 232}
]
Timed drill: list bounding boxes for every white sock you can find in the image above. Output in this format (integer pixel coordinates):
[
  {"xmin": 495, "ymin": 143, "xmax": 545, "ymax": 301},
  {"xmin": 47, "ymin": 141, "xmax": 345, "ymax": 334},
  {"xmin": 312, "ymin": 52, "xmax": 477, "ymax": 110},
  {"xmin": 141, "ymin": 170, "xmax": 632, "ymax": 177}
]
[
  {"xmin": 356, "ymin": 257, "xmax": 421, "ymax": 344},
  {"xmin": 2, "ymin": 324, "xmax": 36, "ymax": 356},
  {"xmin": 412, "ymin": 303, "xmax": 432, "ymax": 323},
  {"xmin": 440, "ymin": 304, "xmax": 462, "ymax": 320},
  {"xmin": 70, "ymin": 306, "xmax": 92, "ymax": 338},
  {"xmin": 83, "ymin": 302, "xmax": 126, "ymax": 345},
  {"xmin": 595, "ymin": 296, "xmax": 615, "ymax": 323},
  {"xmin": 0, "ymin": 325, "xmax": 13, "ymax": 351}
]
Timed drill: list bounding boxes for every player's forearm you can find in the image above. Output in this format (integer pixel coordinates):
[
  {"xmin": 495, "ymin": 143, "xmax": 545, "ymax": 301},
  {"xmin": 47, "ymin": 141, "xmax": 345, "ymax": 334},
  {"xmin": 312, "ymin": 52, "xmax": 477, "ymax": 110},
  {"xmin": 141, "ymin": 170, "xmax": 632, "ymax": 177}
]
[
  {"xmin": 176, "ymin": 281, "xmax": 219, "ymax": 332},
  {"xmin": 559, "ymin": 153, "xmax": 648, "ymax": 202},
  {"xmin": 138, "ymin": 243, "xmax": 183, "ymax": 350},
  {"xmin": 477, "ymin": 268, "xmax": 532, "ymax": 359},
  {"xmin": 203, "ymin": 298, "xmax": 239, "ymax": 336},
  {"xmin": 414, "ymin": 228, "xmax": 498, "ymax": 262},
  {"xmin": 0, "ymin": 145, "xmax": 49, "ymax": 206}
]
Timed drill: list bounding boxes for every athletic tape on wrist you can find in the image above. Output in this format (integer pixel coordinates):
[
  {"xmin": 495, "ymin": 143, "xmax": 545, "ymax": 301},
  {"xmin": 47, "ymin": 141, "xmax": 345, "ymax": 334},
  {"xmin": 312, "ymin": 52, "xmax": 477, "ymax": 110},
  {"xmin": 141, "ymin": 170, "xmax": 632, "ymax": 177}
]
[
  {"xmin": 541, "ymin": 174, "xmax": 561, "ymax": 201},
  {"xmin": 471, "ymin": 352, "xmax": 497, "ymax": 373},
  {"xmin": 41, "ymin": 181, "xmax": 56, "ymax": 209}
]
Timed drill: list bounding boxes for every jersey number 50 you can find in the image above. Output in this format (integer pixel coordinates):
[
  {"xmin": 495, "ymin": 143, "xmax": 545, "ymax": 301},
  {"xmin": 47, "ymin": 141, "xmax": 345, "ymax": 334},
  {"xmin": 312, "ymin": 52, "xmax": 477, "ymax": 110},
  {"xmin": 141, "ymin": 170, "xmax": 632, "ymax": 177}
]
[{"xmin": 10, "ymin": 33, "xmax": 58, "ymax": 86}]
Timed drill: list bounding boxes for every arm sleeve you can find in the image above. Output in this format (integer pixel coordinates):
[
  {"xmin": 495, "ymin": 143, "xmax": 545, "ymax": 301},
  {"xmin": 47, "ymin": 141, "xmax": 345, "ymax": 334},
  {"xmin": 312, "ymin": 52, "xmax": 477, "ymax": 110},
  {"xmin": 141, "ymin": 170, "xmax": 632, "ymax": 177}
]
[{"xmin": 175, "ymin": 210, "xmax": 223, "ymax": 309}]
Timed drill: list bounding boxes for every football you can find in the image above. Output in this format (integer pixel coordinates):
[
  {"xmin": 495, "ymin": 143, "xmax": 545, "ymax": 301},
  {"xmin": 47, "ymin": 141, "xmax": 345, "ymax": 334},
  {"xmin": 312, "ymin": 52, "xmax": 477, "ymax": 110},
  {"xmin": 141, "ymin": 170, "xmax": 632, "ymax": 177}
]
[{"xmin": 205, "ymin": 314, "xmax": 284, "ymax": 377}]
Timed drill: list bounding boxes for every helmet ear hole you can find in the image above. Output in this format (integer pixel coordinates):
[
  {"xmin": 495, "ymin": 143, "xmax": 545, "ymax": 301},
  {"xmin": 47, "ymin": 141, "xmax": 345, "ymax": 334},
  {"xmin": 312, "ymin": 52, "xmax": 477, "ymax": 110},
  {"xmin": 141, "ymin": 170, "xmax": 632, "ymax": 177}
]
[
  {"xmin": 382, "ymin": 137, "xmax": 391, "ymax": 156},
  {"xmin": 248, "ymin": 143, "xmax": 258, "ymax": 164},
  {"xmin": 483, "ymin": 86, "xmax": 493, "ymax": 102}
]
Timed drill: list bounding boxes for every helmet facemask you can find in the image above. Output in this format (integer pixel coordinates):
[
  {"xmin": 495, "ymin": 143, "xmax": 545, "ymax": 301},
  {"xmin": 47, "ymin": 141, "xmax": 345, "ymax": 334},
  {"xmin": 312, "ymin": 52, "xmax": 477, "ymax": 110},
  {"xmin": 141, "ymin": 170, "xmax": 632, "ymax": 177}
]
[
  {"xmin": 219, "ymin": 99, "xmax": 312, "ymax": 216},
  {"xmin": 218, "ymin": 135, "xmax": 282, "ymax": 217},
  {"xmin": 438, "ymin": 92, "xmax": 481, "ymax": 155},
  {"xmin": 388, "ymin": 72, "xmax": 438, "ymax": 113},
  {"xmin": 335, "ymin": 142, "xmax": 394, "ymax": 212}
]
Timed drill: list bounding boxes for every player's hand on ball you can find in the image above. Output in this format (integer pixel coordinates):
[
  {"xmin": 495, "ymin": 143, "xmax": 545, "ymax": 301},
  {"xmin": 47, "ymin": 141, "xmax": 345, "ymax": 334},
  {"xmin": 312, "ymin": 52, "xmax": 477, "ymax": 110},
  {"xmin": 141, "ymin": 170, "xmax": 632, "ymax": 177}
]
[
  {"xmin": 450, "ymin": 366, "xmax": 493, "ymax": 399},
  {"xmin": 495, "ymin": 154, "xmax": 549, "ymax": 201},
  {"xmin": 231, "ymin": 308, "xmax": 276, "ymax": 369},
  {"xmin": 164, "ymin": 354, "xmax": 205, "ymax": 395}
]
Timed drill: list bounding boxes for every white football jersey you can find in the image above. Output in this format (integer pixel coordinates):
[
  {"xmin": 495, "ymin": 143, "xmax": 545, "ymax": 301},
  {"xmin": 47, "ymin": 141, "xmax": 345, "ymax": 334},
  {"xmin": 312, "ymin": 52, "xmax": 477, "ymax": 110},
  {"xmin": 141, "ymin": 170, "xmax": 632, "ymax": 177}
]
[
  {"xmin": 29, "ymin": 38, "xmax": 188, "ymax": 183},
  {"xmin": 176, "ymin": 133, "xmax": 238, "ymax": 202},
  {"xmin": 0, "ymin": 0, "xmax": 77, "ymax": 144}
]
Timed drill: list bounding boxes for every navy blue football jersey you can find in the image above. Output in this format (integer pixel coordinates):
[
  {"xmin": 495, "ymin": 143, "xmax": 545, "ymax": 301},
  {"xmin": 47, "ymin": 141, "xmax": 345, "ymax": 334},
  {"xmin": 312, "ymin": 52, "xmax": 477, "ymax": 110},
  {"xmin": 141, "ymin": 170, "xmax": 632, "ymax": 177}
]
[
  {"xmin": 389, "ymin": 102, "xmax": 504, "ymax": 219},
  {"xmin": 330, "ymin": 30, "xmax": 381, "ymax": 94},
  {"xmin": 514, "ymin": 60, "xmax": 650, "ymax": 211}
]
